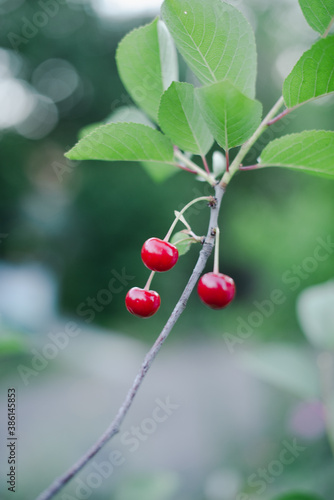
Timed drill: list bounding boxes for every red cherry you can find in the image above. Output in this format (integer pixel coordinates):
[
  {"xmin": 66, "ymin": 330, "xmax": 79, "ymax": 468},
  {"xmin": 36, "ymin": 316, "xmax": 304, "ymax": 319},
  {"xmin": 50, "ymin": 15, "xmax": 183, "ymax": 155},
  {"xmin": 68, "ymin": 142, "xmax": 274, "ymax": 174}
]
[
  {"xmin": 125, "ymin": 287, "xmax": 161, "ymax": 318},
  {"xmin": 141, "ymin": 238, "xmax": 179, "ymax": 272},
  {"xmin": 197, "ymin": 272, "xmax": 235, "ymax": 309}
]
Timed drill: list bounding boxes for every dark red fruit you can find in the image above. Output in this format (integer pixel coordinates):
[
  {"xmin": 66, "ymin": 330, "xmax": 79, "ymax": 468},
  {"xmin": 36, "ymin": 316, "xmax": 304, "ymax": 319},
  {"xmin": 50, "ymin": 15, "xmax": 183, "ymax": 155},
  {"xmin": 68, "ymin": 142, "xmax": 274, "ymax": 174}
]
[
  {"xmin": 125, "ymin": 287, "xmax": 161, "ymax": 318},
  {"xmin": 197, "ymin": 272, "xmax": 235, "ymax": 309},
  {"xmin": 141, "ymin": 238, "xmax": 179, "ymax": 272}
]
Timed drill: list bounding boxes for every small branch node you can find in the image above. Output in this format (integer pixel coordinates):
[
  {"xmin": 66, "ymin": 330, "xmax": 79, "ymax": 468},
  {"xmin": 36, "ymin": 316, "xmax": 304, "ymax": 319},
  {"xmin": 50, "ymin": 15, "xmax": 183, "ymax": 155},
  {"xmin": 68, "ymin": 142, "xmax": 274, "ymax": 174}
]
[{"xmin": 207, "ymin": 196, "xmax": 218, "ymax": 208}]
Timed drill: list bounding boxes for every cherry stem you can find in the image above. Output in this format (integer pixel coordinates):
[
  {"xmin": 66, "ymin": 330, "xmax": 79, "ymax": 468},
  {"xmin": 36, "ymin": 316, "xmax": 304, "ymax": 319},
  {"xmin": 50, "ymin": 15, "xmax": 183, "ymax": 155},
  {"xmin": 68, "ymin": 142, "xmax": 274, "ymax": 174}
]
[
  {"xmin": 144, "ymin": 271, "xmax": 155, "ymax": 291},
  {"xmin": 187, "ymin": 229, "xmax": 203, "ymax": 242},
  {"xmin": 164, "ymin": 196, "xmax": 212, "ymax": 243},
  {"xmin": 267, "ymin": 107, "xmax": 292, "ymax": 126},
  {"xmin": 225, "ymin": 149, "xmax": 230, "ymax": 173},
  {"xmin": 201, "ymin": 155, "xmax": 211, "ymax": 175},
  {"xmin": 174, "ymin": 211, "xmax": 192, "ymax": 232},
  {"xmin": 213, "ymin": 226, "xmax": 220, "ymax": 274},
  {"xmin": 239, "ymin": 164, "xmax": 261, "ymax": 171}
]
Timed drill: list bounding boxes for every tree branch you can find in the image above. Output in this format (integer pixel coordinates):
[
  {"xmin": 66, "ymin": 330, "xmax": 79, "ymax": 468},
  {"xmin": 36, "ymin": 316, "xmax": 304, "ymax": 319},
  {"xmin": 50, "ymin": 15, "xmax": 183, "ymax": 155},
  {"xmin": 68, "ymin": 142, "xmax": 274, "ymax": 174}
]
[{"xmin": 35, "ymin": 183, "xmax": 225, "ymax": 500}]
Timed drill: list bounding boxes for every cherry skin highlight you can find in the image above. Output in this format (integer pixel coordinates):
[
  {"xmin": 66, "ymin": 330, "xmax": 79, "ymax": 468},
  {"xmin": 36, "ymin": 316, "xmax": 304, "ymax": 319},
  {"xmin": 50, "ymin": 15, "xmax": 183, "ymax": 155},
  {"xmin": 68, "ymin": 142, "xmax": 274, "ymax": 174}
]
[
  {"xmin": 125, "ymin": 287, "xmax": 161, "ymax": 318},
  {"xmin": 197, "ymin": 272, "xmax": 235, "ymax": 309},
  {"xmin": 141, "ymin": 238, "xmax": 179, "ymax": 272}
]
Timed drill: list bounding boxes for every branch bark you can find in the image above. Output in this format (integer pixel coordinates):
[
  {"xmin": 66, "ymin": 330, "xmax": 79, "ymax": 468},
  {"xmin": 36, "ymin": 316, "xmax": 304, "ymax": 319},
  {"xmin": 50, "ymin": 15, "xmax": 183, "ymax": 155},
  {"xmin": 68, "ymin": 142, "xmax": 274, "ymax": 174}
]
[{"xmin": 35, "ymin": 183, "xmax": 225, "ymax": 500}]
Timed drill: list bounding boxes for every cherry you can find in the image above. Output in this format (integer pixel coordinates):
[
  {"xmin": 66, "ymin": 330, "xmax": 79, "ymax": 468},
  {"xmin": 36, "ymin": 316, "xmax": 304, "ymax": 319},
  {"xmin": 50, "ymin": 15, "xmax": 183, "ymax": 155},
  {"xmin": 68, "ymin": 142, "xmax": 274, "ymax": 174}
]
[
  {"xmin": 125, "ymin": 287, "xmax": 161, "ymax": 318},
  {"xmin": 197, "ymin": 272, "xmax": 235, "ymax": 309},
  {"xmin": 141, "ymin": 238, "xmax": 179, "ymax": 272}
]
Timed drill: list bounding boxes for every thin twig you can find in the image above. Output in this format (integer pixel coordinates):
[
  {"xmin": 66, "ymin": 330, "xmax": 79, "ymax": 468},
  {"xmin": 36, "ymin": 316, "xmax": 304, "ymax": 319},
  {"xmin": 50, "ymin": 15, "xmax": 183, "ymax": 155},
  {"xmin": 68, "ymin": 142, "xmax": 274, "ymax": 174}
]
[
  {"xmin": 35, "ymin": 184, "xmax": 225, "ymax": 500},
  {"xmin": 239, "ymin": 164, "xmax": 261, "ymax": 171},
  {"xmin": 201, "ymin": 155, "xmax": 211, "ymax": 175},
  {"xmin": 323, "ymin": 17, "xmax": 334, "ymax": 38},
  {"xmin": 176, "ymin": 163, "xmax": 198, "ymax": 174},
  {"xmin": 221, "ymin": 96, "xmax": 285, "ymax": 188},
  {"xmin": 267, "ymin": 107, "xmax": 293, "ymax": 126},
  {"xmin": 164, "ymin": 196, "xmax": 211, "ymax": 242}
]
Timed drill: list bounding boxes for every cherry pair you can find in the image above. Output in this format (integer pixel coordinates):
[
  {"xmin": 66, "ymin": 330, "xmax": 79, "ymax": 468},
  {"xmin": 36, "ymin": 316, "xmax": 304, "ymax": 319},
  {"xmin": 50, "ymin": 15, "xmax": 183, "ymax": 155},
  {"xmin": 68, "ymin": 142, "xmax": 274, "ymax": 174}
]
[
  {"xmin": 125, "ymin": 238, "xmax": 179, "ymax": 318},
  {"xmin": 125, "ymin": 232, "xmax": 236, "ymax": 317}
]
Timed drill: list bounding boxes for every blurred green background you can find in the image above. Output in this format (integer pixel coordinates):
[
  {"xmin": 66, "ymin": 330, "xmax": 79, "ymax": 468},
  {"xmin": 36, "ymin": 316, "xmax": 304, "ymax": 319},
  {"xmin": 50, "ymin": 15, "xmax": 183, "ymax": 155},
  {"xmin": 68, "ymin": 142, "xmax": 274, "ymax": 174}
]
[{"xmin": 0, "ymin": 1, "xmax": 333, "ymax": 499}]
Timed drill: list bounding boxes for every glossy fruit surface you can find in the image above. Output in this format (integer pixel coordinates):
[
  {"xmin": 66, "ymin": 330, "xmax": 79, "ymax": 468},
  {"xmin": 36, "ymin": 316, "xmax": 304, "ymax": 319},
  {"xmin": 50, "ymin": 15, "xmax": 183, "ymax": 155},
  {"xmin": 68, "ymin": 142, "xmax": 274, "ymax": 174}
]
[
  {"xmin": 197, "ymin": 272, "xmax": 235, "ymax": 309},
  {"xmin": 141, "ymin": 238, "xmax": 179, "ymax": 272},
  {"xmin": 125, "ymin": 287, "xmax": 161, "ymax": 317}
]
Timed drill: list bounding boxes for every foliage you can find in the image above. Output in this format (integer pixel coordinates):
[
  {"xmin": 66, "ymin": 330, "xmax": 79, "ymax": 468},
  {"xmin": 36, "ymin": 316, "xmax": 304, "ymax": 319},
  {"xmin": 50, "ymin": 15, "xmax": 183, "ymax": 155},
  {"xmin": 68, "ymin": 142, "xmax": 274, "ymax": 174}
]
[
  {"xmin": 283, "ymin": 36, "xmax": 334, "ymax": 108},
  {"xmin": 158, "ymin": 81, "xmax": 213, "ymax": 155},
  {"xmin": 66, "ymin": 0, "xmax": 334, "ymax": 185},
  {"xmin": 161, "ymin": 0, "xmax": 257, "ymax": 96},
  {"xmin": 298, "ymin": 0, "xmax": 334, "ymax": 35},
  {"xmin": 116, "ymin": 18, "xmax": 178, "ymax": 122},
  {"xmin": 259, "ymin": 131, "xmax": 334, "ymax": 177},
  {"xmin": 65, "ymin": 123, "xmax": 174, "ymax": 163},
  {"xmin": 196, "ymin": 80, "xmax": 262, "ymax": 150}
]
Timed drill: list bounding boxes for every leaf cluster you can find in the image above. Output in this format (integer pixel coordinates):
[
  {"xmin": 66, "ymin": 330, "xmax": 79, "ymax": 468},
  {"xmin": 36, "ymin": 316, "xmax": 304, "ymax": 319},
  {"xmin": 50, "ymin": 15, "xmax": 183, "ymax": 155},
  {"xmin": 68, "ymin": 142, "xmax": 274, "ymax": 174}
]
[{"xmin": 66, "ymin": 0, "xmax": 334, "ymax": 182}]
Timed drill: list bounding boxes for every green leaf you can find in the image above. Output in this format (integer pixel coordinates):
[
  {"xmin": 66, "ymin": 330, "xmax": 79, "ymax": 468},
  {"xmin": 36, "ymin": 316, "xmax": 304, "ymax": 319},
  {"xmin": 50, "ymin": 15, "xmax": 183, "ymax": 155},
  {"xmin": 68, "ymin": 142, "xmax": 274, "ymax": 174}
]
[
  {"xmin": 299, "ymin": 0, "xmax": 334, "ymax": 36},
  {"xmin": 170, "ymin": 231, "xmax": 193, "ymax": 256},
  {"xmin": 297, "ymin": 280, "xmax": 334, "ymax": 350},
  {"xmin": 283, "ymin": 36, "xmax": 334, "ymax": 108},
  {"xmin": 161, "ymin": 0, "xmax": 257, "ymax": 98},
  {"xmin": 273, "ymin": 493, "xmax": 325, "ymax": 500},
  {"xmin": 196, "ymin": 81, "xmax": 262, "ymax": 150},
  {"xmin": 116, "ymin": 18, "xmax": 178, "ymax": 122},
  {"xmin": 158, "ymin": 82, "xmax": 214, "ymax": 155},
  {"xmin": 65, "ymin": 123, "xmax": 174, "ymax": 163},
  {"xmin": 258, "ymin": 130, "xmax": 334, "ymax": 178},
  {"xmin": 106, "ymin": 107, "xmax": 176, "ymax": 181},
  {"xmin": 78, "ymin": 107, "xmax": 155, "ymax": 140},
  {"xmin": 239, "ymin": 344, "xmax": 320, "ymax": 399},
  {"xmin": 77, "ymin": 107, "xmax": 177, "ymax": 182}
]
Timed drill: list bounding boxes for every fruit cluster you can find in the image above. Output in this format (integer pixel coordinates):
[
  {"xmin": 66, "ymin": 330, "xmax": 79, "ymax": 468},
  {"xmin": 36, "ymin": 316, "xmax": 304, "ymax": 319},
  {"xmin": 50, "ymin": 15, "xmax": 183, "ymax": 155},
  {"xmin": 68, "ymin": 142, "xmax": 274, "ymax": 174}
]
[
  {"xmin": 125, "ymin": 238, "xmax": 178, "ymax": 318},
  {"xmin": 125, "ymin": 233, "xmax": 235, "ymax": 318}
]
